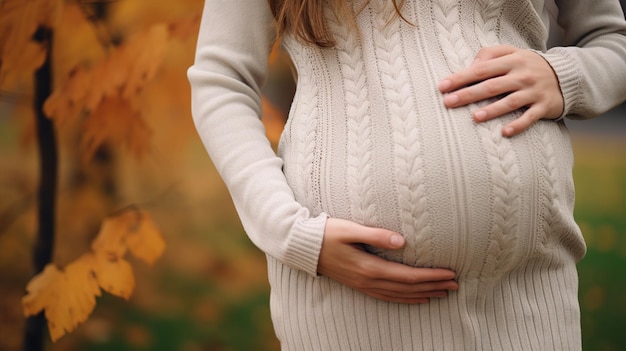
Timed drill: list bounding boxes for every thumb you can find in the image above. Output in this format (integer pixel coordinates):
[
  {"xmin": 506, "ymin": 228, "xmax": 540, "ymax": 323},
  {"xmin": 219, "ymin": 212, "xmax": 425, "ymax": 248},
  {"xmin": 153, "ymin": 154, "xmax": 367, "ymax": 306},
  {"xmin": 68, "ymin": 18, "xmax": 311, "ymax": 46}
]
[{"xmin": 333, "ymin": 218, "xmax": 405, "ymax": 249}]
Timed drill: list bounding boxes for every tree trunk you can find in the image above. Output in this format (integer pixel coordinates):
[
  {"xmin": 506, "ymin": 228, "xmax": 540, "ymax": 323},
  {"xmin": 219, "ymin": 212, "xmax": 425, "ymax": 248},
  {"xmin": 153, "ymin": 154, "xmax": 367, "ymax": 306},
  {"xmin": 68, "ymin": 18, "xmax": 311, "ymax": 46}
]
[{"xmin": 23, "ymin": 26, "xmax": 56, "ymax": 351}]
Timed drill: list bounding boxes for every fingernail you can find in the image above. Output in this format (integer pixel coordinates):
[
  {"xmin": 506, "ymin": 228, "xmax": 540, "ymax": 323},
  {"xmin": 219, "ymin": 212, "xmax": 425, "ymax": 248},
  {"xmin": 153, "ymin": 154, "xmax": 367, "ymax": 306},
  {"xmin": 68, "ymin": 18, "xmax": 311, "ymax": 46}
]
[
  {"xmin": 390, "ymin": 234, "xmax": 404, "ymax": 247},
  {"xmin": 474, "ymin": 110, "xmax": 487, "ymax": 121},
  {"xmin": 439, "ymin": 79, "xmax": 452, "ymax": 91},
  {"xmin": 445, "ymin": 94, "xmax": 459, "ymax": 106},
  {"xmin": 503, "ymin": 127, "xmax": 514, "ymax": 136}
]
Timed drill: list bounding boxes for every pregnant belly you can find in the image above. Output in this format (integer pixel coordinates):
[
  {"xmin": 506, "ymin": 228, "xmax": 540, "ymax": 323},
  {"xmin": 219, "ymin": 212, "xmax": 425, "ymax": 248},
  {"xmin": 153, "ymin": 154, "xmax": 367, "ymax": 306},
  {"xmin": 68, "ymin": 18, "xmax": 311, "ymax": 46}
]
[{"xmin": 281, "ymin": 111, "xmax": 582, "ymax": 280}]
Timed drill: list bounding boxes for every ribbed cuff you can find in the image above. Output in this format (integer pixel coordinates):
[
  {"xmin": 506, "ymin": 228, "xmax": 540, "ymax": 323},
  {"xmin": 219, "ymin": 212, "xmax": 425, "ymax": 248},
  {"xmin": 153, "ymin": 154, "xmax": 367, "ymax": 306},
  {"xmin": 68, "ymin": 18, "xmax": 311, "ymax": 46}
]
[
  {"xmin": 281, "ymin": 212, "xmax": 328, "ymax": 277},
  {"xmin": 535, "ymin": 48, "xmax": 581, "ymax": 121}
]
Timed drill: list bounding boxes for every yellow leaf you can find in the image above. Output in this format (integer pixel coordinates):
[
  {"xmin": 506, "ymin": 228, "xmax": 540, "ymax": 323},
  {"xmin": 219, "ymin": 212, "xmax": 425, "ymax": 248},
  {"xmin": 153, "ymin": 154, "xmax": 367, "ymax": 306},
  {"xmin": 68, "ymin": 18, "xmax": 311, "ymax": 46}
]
[
  {"xmin": 93, "ymin": 252, "xmax": 135, "ymax": 300},
  {"xmin": 0, "ymin": 42, "xmax": 46, "ymax": 87},
  {"xmin": 22, "ymin": 255, "xmax": 102, "ymax": 342},
  {"xmin": 43, "ymin": 66, "xmax": 92, "ymax": 125},
  {"xmin": 22, "ymin": 208, "xmax": 165, "ymax": 342},
  {"xmin": 84, "ymin": 63, "xmax": 110, "ymax": 112},
  {"xmin": 91, "ymin": 211, "xmax": 132, "ymax": 260},
  {"xmin": 92, "ymin": 209, "xmax": 165, "ymax": 265},
  {"xmin": 80, "ymin": 97, "xmax": 152, "ymax": 161},
  {"xmin": 44, "ymin": 23, "xmax": 168, "ymax": 121},
  {"xmin": 45, "ymin": 24, "xmax": 160, "ymax": 160},
  {"xmin": 0, "ymin": 0, "xmax": 60, "ymax": 87},
  {"xmin": 125, "ymin": 211, "xmax": 166, "ymax": 265},
  {"xmin": 121, "ymin": 24, "xmax": 169, "ymax": 99},
  {"xmin": 52, "ymin": 2, "xmax": 106, "ymax": 80},
  {"xmin": 22, "ymin": 264, "xmax": 63, "ymax": 317},
  {"xmin": 49, "ymin": 255, "xmax": 101, "ymax": 339}
]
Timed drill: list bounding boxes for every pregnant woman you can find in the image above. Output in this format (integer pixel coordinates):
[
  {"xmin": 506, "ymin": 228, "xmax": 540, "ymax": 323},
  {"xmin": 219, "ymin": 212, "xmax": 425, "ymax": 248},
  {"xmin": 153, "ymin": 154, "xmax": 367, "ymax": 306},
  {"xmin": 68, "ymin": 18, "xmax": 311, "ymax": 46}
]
[{"xmin": 188, "ymin": 0, "xmax": 626, "ymax": 349}]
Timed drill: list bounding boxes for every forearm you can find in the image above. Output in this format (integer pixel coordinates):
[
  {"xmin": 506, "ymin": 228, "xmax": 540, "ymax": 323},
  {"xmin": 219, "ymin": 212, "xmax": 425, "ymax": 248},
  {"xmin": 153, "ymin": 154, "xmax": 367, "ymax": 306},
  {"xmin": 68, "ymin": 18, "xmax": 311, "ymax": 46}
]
[
  {"xmin": 188, "ymin": 0, "xmax": 327, "ymax": 276},
  {"xmin": 541, "ymin": 0, "xmax": 626, "ymax": 119}
]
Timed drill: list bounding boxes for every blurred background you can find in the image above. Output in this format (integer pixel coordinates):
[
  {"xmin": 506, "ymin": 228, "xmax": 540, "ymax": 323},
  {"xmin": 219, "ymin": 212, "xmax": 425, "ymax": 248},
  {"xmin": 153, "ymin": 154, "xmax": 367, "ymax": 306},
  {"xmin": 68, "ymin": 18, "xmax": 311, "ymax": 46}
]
[{"xmin": 0, "ymin": 0, "xmax": 624, "ymax": 350}]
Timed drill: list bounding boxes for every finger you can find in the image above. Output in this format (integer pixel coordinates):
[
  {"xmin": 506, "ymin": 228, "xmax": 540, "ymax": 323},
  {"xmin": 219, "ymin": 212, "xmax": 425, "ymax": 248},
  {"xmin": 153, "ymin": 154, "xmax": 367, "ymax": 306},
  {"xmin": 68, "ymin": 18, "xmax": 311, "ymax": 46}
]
[
  {"xmin": 443, "ymin": 75, "xmax": 522, "ymax": 108},
  {"xmin": 501, "ymin": 106, "xmax": 545, "ymax": 137},
  {"xmin": 356, "ymin": 254, "xmax": 457, "ymax": 283},
  {"xmin": 440, "ymin": 58, "xmax": 511, "ymax": 94},
  {"xmin": 471, "ymin": 90, "xmax": 534, "ymax": 122},
  {"xmin": 473, "ymin": 44, "xmax": 517, "ymax": 61},
  {"xmin": 439, "ymin": 47, "xmax": 517, "ymax": 93},
  {"xmin": 365, "ymin": 279, "xmax": 459, "ymax": 294}
]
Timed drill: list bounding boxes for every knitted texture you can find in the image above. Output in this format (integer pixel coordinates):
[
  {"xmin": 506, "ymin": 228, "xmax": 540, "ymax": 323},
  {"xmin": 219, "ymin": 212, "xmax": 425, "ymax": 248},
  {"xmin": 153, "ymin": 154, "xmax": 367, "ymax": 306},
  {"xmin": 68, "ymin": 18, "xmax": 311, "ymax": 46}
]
[{"xmin": 188, "ymin": 0, "xmax": 626, "ymax": 349}]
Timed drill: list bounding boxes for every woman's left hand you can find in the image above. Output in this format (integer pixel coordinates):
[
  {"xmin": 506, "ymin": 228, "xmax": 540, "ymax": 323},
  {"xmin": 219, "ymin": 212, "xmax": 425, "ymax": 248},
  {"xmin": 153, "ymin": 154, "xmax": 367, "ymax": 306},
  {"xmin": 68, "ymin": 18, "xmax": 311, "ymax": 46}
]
[{"xmin": 438, "ymin": 45, "xmax": 564, "ymax": 137}]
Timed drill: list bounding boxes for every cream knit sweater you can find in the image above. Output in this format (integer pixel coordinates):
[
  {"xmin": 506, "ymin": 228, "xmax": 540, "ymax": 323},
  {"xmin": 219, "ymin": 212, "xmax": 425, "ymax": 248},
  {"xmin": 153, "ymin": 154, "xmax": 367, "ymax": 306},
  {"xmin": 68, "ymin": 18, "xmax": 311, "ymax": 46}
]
[{"xmin": 188, "ymin": 0, "xmax": 626, "ymax": 350}]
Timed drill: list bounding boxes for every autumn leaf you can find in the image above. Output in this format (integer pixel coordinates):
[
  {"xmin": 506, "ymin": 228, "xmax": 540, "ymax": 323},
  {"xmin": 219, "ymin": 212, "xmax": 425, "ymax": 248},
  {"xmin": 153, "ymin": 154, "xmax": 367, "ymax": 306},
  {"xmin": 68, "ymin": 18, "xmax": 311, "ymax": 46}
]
[
  {"xmin": 81, "ymin": 97, "xmax": 152, "ymax": 162},
  {"xmin": 92, "ymin": 209, "xmax": 166, "ymax": 266},
  {"xmin": 125, "ymin": 211, "xmax": 167, "ymax": 266},
  {"xmin": 22, "ymin": 265, "xmax": 67, "ymax": 324},
  {"xmin": 44, "ymin": 23, "xmax": 168, "ymax": 121},
  {"xmin": 91, "ymin": 252, "xmax": 135, "ymax": 299},
  {"xmin": 43, "ymin": 23, "xmax": 168, "ymax": 160},
  {"xmin": 91, "ymin": 210, "xmax": 133, "ymax": 259},
  {"xmin": 22, "ymin": 208, "xmax": 165, "ymax": 342},
  {"xmin": 121, "ymin": 24, "xmax": 169, "ymax": 99},
  {"xmin": 22, "ymin": 257, "xmax": 101, "ymax": 342},
  {"xmin": 0, "ymin": 0, "xmax": 60, "ymax": 87}
]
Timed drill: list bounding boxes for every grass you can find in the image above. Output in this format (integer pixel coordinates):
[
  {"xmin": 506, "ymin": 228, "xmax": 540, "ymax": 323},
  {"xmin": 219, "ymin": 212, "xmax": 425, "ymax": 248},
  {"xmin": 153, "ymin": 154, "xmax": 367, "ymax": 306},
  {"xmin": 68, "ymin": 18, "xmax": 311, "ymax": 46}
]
[{"xmin": 572, "ymin": 137, "xmax": 626, "ymax": 351}]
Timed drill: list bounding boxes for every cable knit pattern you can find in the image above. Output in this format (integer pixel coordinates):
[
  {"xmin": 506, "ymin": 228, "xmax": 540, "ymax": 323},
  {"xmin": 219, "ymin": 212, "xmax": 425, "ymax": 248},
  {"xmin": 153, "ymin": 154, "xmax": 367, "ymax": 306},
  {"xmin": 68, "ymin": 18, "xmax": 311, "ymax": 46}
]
[
  {"xmin": 474, "ymin": 0, "xmax": 502, "ymax": 44},
  {"xmin": 372, "ymin": 4, "xmax": 433, "ymax": 267},
  {"xmin": 188, "ymin": 0, "xmax": 626, "ymax": 349},
  {"xmin": 534, "ymin": 122, "xmax": 561, "ymax": 251},
  {"xmin": 302, "ymin": 67, "xmax": 321, "ymax": 213},
  {"xmin": 434, "ymin": 0, "xmax": 522, "ymax": 279},
  {"xmin": 473, "ymin": 2, "xmax": 522, "ymax": 279},
  {"xmin": 330, "ymin": 7, "xmax": 379, "ymax": 228},
  {"xmin": 280, "ymin": 43, "xmax": 321, "ymax": 212},
  {"xmin": 432, "ymin": 1, "xmax": 473, "ymax": 72}
]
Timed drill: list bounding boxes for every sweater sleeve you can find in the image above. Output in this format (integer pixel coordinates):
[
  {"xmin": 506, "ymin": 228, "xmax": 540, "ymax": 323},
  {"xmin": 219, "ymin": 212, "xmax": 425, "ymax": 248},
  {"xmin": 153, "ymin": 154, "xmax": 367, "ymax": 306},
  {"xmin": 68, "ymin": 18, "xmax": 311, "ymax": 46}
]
[
  {"xmin": 187, "ymin": 0, "xmax": 327, "ymax": 276},
  {"xmin": 540, "ymin": 0, "xmax": 626, "ymax": 120}
]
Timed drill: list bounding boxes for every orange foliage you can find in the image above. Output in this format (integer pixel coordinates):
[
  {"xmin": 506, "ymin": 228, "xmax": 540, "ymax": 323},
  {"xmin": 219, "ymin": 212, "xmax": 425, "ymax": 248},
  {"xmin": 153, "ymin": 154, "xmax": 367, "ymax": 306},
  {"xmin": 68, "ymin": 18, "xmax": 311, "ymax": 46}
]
[
  {"xmin": 44, "ymin": 23, "xmax": 170, "ymax": 160},
  {"xmin": 81, "ymin": 97, "xmax": 152, "ymax": 160},
  {"xmin": 22, "ymin": 209, "xmax": 165, "ymax": 342},
  {"xmin": 1, "ymin": 0, "xmax": 286, "ymax": 346},
  {"xmin": 3, "ymin": 3, "xmax": 198, "ymax": 341},
  {"xmin": 0, "ymin": 0, "xmax": 60, "ymax": 87}
]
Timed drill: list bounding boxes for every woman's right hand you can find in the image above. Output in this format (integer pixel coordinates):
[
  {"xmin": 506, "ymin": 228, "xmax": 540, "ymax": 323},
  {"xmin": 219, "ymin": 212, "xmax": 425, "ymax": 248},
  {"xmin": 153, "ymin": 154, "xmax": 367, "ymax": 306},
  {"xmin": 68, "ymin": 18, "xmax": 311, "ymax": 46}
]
[{"xmin": 317, "ymin": 218, "xmax": 459, "ymax": 304}]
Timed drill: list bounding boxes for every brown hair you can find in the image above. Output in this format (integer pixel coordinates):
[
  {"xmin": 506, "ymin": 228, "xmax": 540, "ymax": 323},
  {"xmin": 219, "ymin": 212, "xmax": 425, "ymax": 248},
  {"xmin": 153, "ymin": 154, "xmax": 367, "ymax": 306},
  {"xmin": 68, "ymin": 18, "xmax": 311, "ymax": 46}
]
[{"xmin": 269, "ymin": 0, "xmax": 406, "ymax": 47}]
